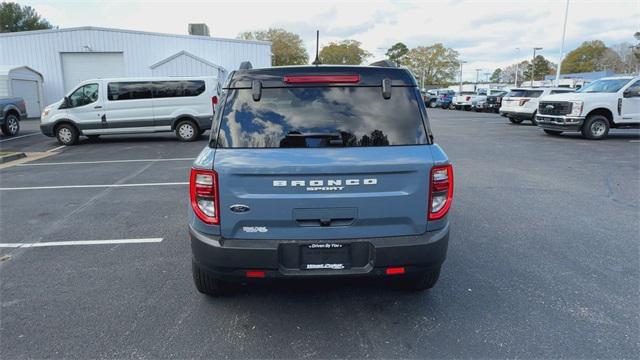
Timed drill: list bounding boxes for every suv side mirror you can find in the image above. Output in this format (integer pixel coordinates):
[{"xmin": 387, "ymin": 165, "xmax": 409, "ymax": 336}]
[{"xmin": 623, "ymin": 87, "xmax": 640, "ymax": 98}]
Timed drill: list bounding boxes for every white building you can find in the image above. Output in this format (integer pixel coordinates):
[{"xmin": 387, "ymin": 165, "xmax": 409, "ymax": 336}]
[
  {"xmin": 0, "ymin": 27, "xmax": 272, "ymax": 111},
  {"xmin": 0, "ymin": 65, "xmax": 44, "ymax": 118}
]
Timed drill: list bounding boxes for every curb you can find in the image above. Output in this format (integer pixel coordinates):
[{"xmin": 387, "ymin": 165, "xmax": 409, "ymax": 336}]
[{"xmin": 0, "ymin": 152, "xmax": 27, "ymax": 164}]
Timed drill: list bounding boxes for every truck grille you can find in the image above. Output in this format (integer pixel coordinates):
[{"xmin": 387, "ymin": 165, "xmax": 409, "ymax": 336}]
[{"xmin": 539, "ymin": 101, "xmax": 572, "ymax": 115}]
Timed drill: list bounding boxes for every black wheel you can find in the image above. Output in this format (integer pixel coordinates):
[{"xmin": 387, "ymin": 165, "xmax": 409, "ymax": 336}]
[
  {"xmin": 55, "ymin": 124, "xmax": 79, "ymax": 145},
  {"xmin": 530, "ymin": 112, "xmax": 538, "ymax": 126},
  {"xmin": 429, "ymin": 100, "xmax": 437, "ymax": 108},
  {"xmin": 87, "ymin": 135, "xmax": 100, "ymax": 141},
  {"xmin": 448, "ymin": 103, "xmax": 455, "ymax": 110},
  {"xmin": 393, "ymin": 267, "xmax": 441, "ymax": 291},
  {"xmin": 581, "ymin": 114, "xmax": 610, "ymax": 140},
  {"xmin": 1, "ymin": 113, "xmax": 20, "ymax": 136},
  {"xmin": 543, "ymin": 129, "xmax": 563, "ymax": 136},
  {"xmin": 192, "ymin": 260, "xmax": 237, "ymax": 296},
  {"xmin": 464, "ymin": 106, "xmax": 472, "ymax": 111},
  {"xmin": 508, "ymin": 117, "xmax": 523, "ymax": 124},
  {"xmin": 175, "ymin": 120, "xmax": 199, "ymax": 142}
]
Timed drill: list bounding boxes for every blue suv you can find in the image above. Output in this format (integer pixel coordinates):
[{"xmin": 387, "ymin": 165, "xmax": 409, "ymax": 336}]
[{"xmin": 189, "ymin": 62, "xmax": 453, "ymax": 296}]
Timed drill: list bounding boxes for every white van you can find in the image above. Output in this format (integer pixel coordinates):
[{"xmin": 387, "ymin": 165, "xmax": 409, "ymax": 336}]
[{"xmin": 40, "ymin": 77, "xmax": 219, "ymax": 145}]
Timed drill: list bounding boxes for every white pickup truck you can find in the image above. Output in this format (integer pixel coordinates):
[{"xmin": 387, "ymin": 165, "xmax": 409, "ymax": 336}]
[{"xmin": 536, "ymin": 76, "xmax": 640, "ymax": 139}]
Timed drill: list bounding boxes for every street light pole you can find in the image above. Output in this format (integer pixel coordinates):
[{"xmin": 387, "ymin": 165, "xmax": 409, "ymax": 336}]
[
  {"xmin": 475, "ymin": 69, "xmax": 481, "ymax": 85},
  {"xmin": 555, "ymin": 0, "xmax": 570, "ymax": 86},
  {"xmin": 514, "ymin": 48, "xmax": 520, "ymax": 86},
  {"xmin": 531, "ymin": 47, "xmax": 543, "ymax": 86},
  {"xmin": 459, "ymin": 61, "xmax": 467, "ymax": 92}
]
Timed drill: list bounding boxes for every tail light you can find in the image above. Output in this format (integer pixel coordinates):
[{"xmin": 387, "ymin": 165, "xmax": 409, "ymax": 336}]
[
  {"xmin": 428, "ymin": 164, "xmax": 454, "ymax": 220},
  {"xmin": 518, "ymin": 99, "xmax": 530, "ymax": 106},
  {"xmin": 465, "ymin": 96, "xmax": 471, "ymax": 101},
  {"xmin": 190, "ymin": 168, "xmax": 220, "ymax": 225},
  {"xmin": 211, "ymin": 96, "xmax": 218, "ymax": 106},
  {"xmin": 283, "ymin": 75, "xmax": 360, "ymax": 84}
]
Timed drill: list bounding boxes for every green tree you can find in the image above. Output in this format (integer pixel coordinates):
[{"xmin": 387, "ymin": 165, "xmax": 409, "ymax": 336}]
[
  {"xmin": 385, "ymin": 42, "xmax": 409, "ymax": 66},
  {"xmin": 561, "ymin": 40, "xmax": 624, "ymax": 73},
  {"xmin": 523, "ymin": 55, "xmax": 556, "ymax": 81},
  {"xmin": 0, "ymin": 2, "xmax": 54, "ymax": 32},
  {"xmin": 403, "ymin": 43, "xmax": 459, "ymax": 86},
  {"xmin": 490, "ymin": 68, "xmax": 502, "ymax": 82},
  {"xmin": 319, "ymin": 40, "xmax": 371, "ymax": 65},
  {"xmin": 238, "ymin": 28, "xmax": 308, "ymax": 66}
]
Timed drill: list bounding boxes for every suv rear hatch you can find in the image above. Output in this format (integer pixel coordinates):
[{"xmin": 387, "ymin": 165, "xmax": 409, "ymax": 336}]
[{"xmin": 211, "ymin": 68, "xmax": 437, "ymax": 240}]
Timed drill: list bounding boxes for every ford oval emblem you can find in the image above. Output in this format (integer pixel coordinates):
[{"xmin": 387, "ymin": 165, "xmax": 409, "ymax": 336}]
[
  {"xmin": 545, "ymin": 104, "xmax": 554, "ymax": 109},
  {"xmin": 229, "ymin": 204, "xmax": 250, "ymax": 213}
]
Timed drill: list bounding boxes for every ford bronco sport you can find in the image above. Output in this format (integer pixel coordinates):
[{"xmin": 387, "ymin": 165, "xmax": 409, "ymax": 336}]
[{"xmin": 189, "ymin": 62, "xmax": 453, "ymax": 296}]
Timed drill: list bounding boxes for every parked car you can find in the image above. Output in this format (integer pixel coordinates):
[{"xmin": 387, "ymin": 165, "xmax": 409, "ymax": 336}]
[
  {"xmin": 425, "ymin": 89, "xmax": 455, "ymax": 108},
  {"xmin": 472, "ymin": 89, "xmax": 508, "ymax": 112},
  {"xmin": 0, "ymin": 97, "xmax": 27, "ymax": 136},
  {"xmin": 189, "ymin": 63, "xmax": 453, "ymax": 296},
  {"xmin": 452, "ymin": 91, "xmax": 477, "ymax": 110},
  {"xmin": 500, "ymin": 87, "xmax": 574, "ymax": 125},
  {"xmin": 436, "ymin": 92, "xmax": 456, "ymax": 109},
  {"xmin": 40, "ymin": 76, "xmax": 219, "ymax": 145},
  {"xmin": 537, "ymin": 76, "xmax": 640, "ymax": 139}
]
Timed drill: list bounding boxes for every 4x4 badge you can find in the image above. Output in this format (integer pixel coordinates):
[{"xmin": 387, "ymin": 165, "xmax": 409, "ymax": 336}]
[{"xmin": 229, "ymin": 204, "xmax": 250, "ymax": 213}]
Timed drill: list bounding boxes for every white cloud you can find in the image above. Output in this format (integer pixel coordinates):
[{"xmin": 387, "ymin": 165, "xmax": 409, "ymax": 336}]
[{"xmin": 23, "ymin": 0, "xmax": 640, "ymax": 81}]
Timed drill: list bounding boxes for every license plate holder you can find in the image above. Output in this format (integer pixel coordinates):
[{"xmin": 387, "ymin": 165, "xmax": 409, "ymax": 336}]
[{"xmin": 300, "ymin": 243, "xmax": 350, "ymax": 270}]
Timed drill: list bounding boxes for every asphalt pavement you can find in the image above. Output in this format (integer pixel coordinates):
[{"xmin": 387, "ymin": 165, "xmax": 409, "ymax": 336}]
[{"xmin": 0, "ymin": 110, "xmax": 638, "ymax": 359}]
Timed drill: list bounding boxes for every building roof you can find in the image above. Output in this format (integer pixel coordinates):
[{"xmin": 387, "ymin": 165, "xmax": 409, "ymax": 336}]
[
  {"xmin": 0, "ymin": 26, "xmax": 271, "ymax": 46},
  {"xmin": 0, "ymin": 65, "xmax": 43, "ymax": 79}
]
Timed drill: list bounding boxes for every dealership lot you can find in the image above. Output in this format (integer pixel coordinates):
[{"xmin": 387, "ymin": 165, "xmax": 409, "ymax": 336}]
[{"xmin": 0, "ymin": 111, "xmax": 638, "ymax": 358}]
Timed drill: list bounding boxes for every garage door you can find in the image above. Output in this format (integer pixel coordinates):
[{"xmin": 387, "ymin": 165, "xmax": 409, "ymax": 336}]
[
  {"xmin": 61, "ymin": 52, "xmax": 125, "ymax": 93},
  {"xmin": 11, "ymin": 79, "xmax": 40, "ymax": 118}
]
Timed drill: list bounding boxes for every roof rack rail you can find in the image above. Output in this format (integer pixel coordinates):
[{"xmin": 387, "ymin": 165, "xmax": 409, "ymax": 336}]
[
  {"xmin": 239, "ymin": 61, "xmax": 253, "ymax": 70},
  {"xmin": 369, "ymin": 60, "xmax": 397, "ymax": 68}
]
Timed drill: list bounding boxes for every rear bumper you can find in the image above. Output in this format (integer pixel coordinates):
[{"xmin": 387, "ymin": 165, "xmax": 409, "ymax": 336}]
[
  {"xmin": 191, "ymin": 223, "xmax": 449, "ymax": 281},
  {"xmin": 499, "ymin": 110, "xmax": 535, "ymax": 120}
]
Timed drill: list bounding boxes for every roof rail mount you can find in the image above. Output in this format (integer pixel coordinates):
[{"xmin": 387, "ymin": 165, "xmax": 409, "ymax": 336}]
[
  {"xmin": 239, "ymin": 61, "xmax": 253, "ymax": 70},
  {"xmin": 370, "ymin": 60, "xmax": 397, "ymax": 68}
]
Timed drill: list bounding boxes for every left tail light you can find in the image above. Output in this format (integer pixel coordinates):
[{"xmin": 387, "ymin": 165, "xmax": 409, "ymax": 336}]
[
  {"xmin": 428, "ymin": 164, "xmax": 454, "ymax": 220},
  {"xmin": 190, "ymin": 168, "xmax": 219, "ymax": 225},
  {"xmin": 465, "ymin": 96, "xmax": 471, "ymax": 101},
  {"xmin": 519, "ymin": 99, "xmax": 530, "ymax": 106}
]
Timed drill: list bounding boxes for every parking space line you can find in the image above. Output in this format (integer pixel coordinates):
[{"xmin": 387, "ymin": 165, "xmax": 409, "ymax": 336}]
[
  {"xmin": 17, "ymin": 157, "xmax": 195, "ymax": 166},
  {"xmin": 0, "ymin": 182, "xmax": 188, "ymax": 191},
  {"xmin": 46, "ymin": 145, "xmax": 66, "ymax": 153},
  {"xmin": 629, "ymin": 140, "xmax": 640, "ymax": 143},
  {"xmin": 0, "ymin": 132, "xmax": 40, "ymax": 143},
  {"xmin": 0, "ymin": 238, "xmax": 163, "ymax": 248}
]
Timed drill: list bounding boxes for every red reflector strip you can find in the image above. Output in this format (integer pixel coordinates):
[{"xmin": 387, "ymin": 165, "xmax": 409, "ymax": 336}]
[
  {"xmin": 283, "ymin": 75, "xmax": 360, "ymax": 84},
  {"xmin": 246, "ymin": 270, "xmax": 266, "ymax": 278},
  {"xmin": 386, "ymin": 267, "xmax": 405, "ymax": 275}
]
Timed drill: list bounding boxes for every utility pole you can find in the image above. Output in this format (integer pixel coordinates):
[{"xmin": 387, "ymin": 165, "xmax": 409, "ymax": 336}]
[
  {"xmin": 515, "ymin": 48, "xmax": 520, "ymax": 86},
  {"xmin": 531, "ymin": 47, "xmax": 543, "ymax": 86},
  {"xmin": 475, "ymin": 69, "xmax": 481, "ymax": 85},
  {"xmin": 459, "ymin": 61, "xmax": 467, "ymax": 92},
  {"xmin": 555, "ymin": 0, "xmax": 570, "ymax": 86}
]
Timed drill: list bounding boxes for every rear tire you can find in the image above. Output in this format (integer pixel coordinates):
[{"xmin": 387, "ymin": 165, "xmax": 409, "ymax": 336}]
[
  {"xmin": 192, "ymin": 260, "xmax": 237, "ymax": 296},
  {"xmin": 508, "ymin": 117, "xmax": 523, "ymax": 124},
  {"xmin": 175, "ymin": 120, "xmax": 199, "ymax": 142},
  {"xmin": 429, "ymin": 100, "xmax": 437, "ymax": 108},
  {"xmin": 55, "ymin": 124, "xmax": 79, "ymax": 145},
  {"xmin": 448, "ymin": 103, "xmax": 455, "ymax": 110},
  {"xmin": 394, "ymin": 267, "xmax": 441, "ymax": 291},
  {"xmin": 1, "ymin": 114, "xmax": 20, "ymax": 136},
  {"xmin": 543, "ymin": 129, "xmax": 563, "ymax": 136},
  {"xmin": 581, "ymin": 114, "xmax": 610, "ymax": 140}
]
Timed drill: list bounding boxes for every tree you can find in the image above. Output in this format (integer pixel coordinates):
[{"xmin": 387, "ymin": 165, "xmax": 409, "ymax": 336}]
[
  {"xmin": 238, "ymin": 28, "xmax": 308, "ymax": 66},
  {"xmin": 523, "ymin": 55, "xmax": 556, "ymax": 81},
  {"xmin": 490, "ymin": 68, "xmax": 502, "ymax": 83},
  {"xmin": 385, "ymin": 42, "xmax": 409, "ymax": 66},
  {"xmin": 403, "ymin": 44, "xmax": 459, "ymax": 86},
  {"xmin": 319, "ymin": 40, "xmax": 371, "ymax": 65},
  {"xmin": 561, "ymin": 40, "xmax": 624, "ymax": 73},
  {"xmin": 0, "ymin": 2, "xmax": 54, "ymax": 32},
  {"xmin": 501, "ymin": 61, "xmax": 528, "ymax": 85}
]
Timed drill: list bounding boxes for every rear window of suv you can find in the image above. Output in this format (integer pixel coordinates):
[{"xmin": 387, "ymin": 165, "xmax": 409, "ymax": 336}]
[
  {"xmin": 506, "ymin": 89, "xmax": 544, "ymax": 98},
  {"xmin": 215, "ymin": 86, "xmax": 428, "ymax": 148}
]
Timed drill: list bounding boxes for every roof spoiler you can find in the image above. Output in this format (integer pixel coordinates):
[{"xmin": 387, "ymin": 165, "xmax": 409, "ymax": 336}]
[
  {"xmin": 239, "ymin": 61, "xmax": 253, "ymax": 70},
  {"xmin": 369, "ymin": 60, "xmax": 397, "ymax": 68}
]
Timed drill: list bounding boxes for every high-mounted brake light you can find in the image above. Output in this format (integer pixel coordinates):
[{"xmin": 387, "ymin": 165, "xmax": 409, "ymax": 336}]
[
  {"xmin": 190, "ymin": 168, "xmax": 220, "ymax": 225},
  {"xmin": 428, "ymin": 164, "xmax": 454, "ymax": 220},
  {"xmin": 283, "ymin": 75, "xmax": 360, "ymax": 84}
]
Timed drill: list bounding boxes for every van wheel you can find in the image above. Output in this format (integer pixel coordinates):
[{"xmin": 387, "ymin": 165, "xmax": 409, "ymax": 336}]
[
  {"xmin": 192, "ymin": 260, "xmax": 237, "ymax": 296},
  {"xmin": 394, "ymin": 267, "xmax": 441, "ymax": 291},
  {"xmin": 176, "ymin": 120, "xmax": 199, "ymax": 142},
  {"xmin": 1, "ymin": 114, "xmax": 20, "ymax": 136},
  {"xmin": 581, "ymin": 114, "xmax": 610, "ymax": 140},
  {"xmin": 508, "ymin": 117, "xmax": 523, "ymax": 124},
  {"xmin": 55, "ymin": 124, "xmax": 79, "ymax": 145},
  {"xmin": 544, "ymin": 130, "xmax": 563, "ymax": 136}
]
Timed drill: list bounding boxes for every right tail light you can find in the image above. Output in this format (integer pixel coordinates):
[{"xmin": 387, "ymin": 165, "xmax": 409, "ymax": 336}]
[
  {"xmin": 428, "ymin": 164, "xmax": 454, "ymax": 220},
  {"xmin": 190, "ymin": 168, "xmax": 220, "ymax": 225}
]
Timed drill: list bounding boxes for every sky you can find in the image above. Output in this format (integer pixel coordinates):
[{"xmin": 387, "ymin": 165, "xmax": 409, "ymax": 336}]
[{"xmin": 19, "ymin": 0, "xmax": 640, "ymax": 81}]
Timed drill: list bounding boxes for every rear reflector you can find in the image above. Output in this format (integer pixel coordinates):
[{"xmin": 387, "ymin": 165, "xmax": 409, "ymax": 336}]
[
  {"xmin": 386, "ymin": 267, "xmax": 405, "ymax": 275},
  {"xmin": 283, "ymin": 75, "xmax": 360, "ymax": 84},
  {"xmin": 246, "ymin": 270, "xmax": 266, "ymax": 278},
  {"xmin": 428, "ymin": 164, "xmax": 454, "ymax": 220}
]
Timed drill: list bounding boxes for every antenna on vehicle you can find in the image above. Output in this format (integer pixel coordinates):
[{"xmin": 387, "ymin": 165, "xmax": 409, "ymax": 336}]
[{"xmin": 312, "ymin": 30, "xmax": 321, "ymax": 66}]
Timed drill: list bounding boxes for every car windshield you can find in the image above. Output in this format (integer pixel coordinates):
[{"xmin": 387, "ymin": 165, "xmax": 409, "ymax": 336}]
[
  {"xmin": 577, "ymin": 79, "xmax": 632, "ymax": 93},
  {"xmin": 216, "ymin": 86, "xmax": 428, "ymax": 148}
]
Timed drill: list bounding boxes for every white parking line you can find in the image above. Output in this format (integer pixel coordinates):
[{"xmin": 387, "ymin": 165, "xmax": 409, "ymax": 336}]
[
  {"xmin": 18, "ymin": 157, "xmax": 195, "ymax": 166},
  {"xmin": 0, "ymin": 132, "xmax": 40, "ymax": 143},
  {"xmin": 629, "ymin": 140, "xmax": 640, "ymax": 143},
  {"xmin": 46, "ymin": 145, "xmax": 66, "ymax": 153},
  {"xmin": 0, "ymin": 238, "xmax": 163, "ymax": 248},
  {"xmin": 0, "ymin": 182, "xmax": 188, "ymax": 191}
]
